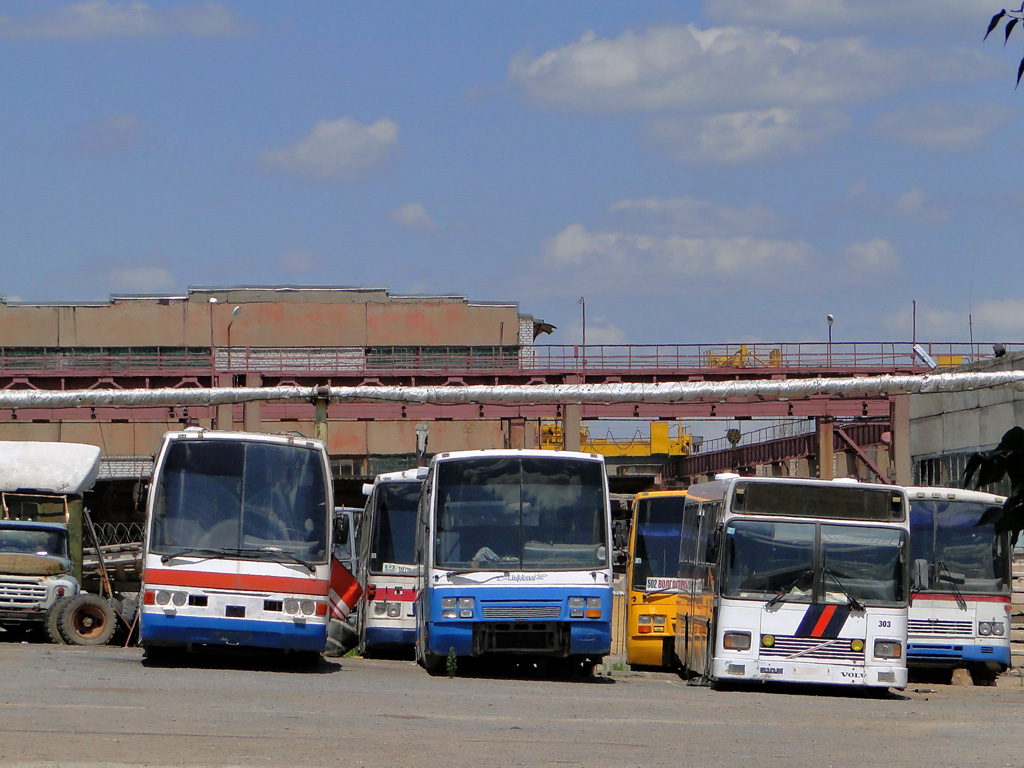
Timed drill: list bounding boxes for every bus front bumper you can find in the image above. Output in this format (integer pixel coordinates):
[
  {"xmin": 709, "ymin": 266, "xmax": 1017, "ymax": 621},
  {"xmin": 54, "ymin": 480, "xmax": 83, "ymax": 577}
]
[
  {"xmin": 713, "ymin": 657, "xmax": 907, "ymax": 689},
  {"xmin": 907, "ymin": 642, "xmax": 1010, "ymax": 668},
  {"xmin": 428, "ymin": 620, "xmax": 612, "ymax": 658},
  {"xmin": 140, "ymin": 611, "xmax": 327, "ymax": 652}
]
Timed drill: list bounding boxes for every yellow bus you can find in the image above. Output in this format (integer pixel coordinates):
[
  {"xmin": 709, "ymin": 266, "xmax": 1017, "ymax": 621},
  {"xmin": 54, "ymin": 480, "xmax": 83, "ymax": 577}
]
[{"xmin": 626, "ymin": 489, "xmax": 687, "ymax": 668}]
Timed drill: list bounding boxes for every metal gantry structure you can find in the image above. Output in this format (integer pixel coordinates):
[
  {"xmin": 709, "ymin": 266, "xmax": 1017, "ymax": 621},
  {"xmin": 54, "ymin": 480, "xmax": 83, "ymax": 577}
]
[{"xmin": 0, "ymin": 341, "xmax": 1019, "ymax": 485}]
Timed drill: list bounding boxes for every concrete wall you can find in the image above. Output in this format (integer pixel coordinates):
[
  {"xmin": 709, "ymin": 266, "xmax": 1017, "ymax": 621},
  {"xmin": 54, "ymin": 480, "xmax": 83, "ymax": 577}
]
[
  {"xmin": 0, "ymin": 287, "xmax": 522, "ymax": 349},
  {"xmin": 910, "ymin": 350, "xmax": 1024, "ymax": 486}
]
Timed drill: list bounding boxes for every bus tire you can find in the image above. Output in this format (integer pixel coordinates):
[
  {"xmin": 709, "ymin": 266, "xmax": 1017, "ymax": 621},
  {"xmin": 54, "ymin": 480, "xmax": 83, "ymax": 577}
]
[
  {"xmin": 45, "ymin": 597, "xmax": 73, "ymax": 644},
  {"xmin": 421, "ymin": 652, "xmax": 445, "ymax": 675},
  {"xmin": 58, "ymin": 594, "xmax": 117, "ymax": 646}
]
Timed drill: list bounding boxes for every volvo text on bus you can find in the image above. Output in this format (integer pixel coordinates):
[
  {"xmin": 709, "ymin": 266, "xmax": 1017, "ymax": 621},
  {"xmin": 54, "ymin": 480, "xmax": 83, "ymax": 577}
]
[{"xmin": 675, "ymin": 475, "xmax": 910, "ymax": 690}]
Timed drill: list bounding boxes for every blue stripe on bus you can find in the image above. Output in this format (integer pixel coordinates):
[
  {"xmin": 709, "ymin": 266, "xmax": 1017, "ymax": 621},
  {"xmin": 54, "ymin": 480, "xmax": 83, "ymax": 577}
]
[
  {"xmin": 140, "ymin": 612, "xmax": 327, "ymax": 652},
  {"xmin": 365, "ymin": 626, "xmax": 417, "ymax": 648},
  {"xmin": 907, "ymin": 643, "xmax": 1010, "ymax": 666}
]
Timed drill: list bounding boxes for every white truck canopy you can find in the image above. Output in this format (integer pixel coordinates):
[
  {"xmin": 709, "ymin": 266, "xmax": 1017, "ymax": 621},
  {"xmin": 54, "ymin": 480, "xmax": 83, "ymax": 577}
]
[{"xmin": 0, "ymin": 441, "xmax": 101, "ymax": 495}]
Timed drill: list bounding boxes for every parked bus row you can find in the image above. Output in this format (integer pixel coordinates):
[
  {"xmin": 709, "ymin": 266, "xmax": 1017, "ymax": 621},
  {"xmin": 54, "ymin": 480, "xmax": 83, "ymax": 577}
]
[
  {"xmin": 625, "ymin": 478, "xmax": 1012, "ymax": 689},
  {"xmin": 139, "ymin": 430, "xmax": 614, "ymax": 676},
  {"xmin": 134, "ymin": 427, "xmax": 1011, "ymax": 691}
]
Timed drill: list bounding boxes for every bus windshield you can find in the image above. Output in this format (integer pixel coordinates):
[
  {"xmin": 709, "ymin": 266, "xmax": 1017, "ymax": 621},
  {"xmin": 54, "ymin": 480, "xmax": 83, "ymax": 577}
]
[
  {"xmin": 435, "ymin": 456, "xmax": 607, "ymax": 571},
  {"xmin": 631, "ymin": 496, "xmax": 685, "ymax": 591},
  {"xmin": 369, "ymin": 482, "xmax": 421, "ymax": 573},
  {"xmin": 149, "ymin": 439, "xmax": 329, "ymax": 564},
  {"xmin": 910, "ymin": 499, "xmax": 1010, "ymax": 595},
  {"xmin": 723, "ymin": 520, "xmax": 907, "ymax": 607}
]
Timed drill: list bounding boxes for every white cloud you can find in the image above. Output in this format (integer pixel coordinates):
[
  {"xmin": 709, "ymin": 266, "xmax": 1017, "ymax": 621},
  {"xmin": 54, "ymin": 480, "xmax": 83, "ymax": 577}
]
[
  {"xmin": 0, "ymin": 1, "xmax": 254, "ymax": 39},
  {"xmin": 565, "ymin": 318, "xmax": 629, "ymax": 346},
  {"xmin": 845, "ymin": 182, "xmax": 949, "ymax": 224},
  {"xmin": 276, "ymin": 247, "xmax": 318, "ymax": 272},
  {"xmin": 843, "ymin": 238, "xmax": 901, "ymax": 273},
  {"xmin": 706, "ymin": 0, "xmax": 998, "ymax": 34},
  {"xmin": 607, "ymin": 196, "xmax": 787, "ymax": 237},
  {"xmin": 871, "ymin": 101, "xmax": 1013, "ymax": 151},
  {"xmin": 644, "ymin": 108, "xmax": 850, "ymax": 163},
  {"xmin": 390, "ymin": 202, "xmax": 436, "ymax": 232},
  {"xmin": 104, "ymin": 265, "xmax": 175, "ymax": 293},
  {"xmin": 259, "ymin": 117, "xmax": 399, "ymax": 183},
  {"xmin": 545, "ymin": 222, "xmax": 810, "ymax": 277},
  {"xmin": 509, "ymin": 24, "xmax": 992, "ymax": 115},
  {"xmin": 973, "ymin": 300, "xmax": 1024, "ymax": 335},
  {"xmin": 61, "ymin": 114, "xmax": 146, "ymax": 155}
]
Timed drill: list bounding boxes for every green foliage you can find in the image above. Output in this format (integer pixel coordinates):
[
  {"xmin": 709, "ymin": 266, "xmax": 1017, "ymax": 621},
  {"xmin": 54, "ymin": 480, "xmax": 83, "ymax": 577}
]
[
  {"xmin": 446, "ymin": 646, "xmax": 457, "ymax": 678},
  {"xmin": 962, "ymin": 425, "xmax": 1024, "ymax": 542},
  {"xmin": 985, "ymin": 6, "xmax": 1024, "ymax": 87}
]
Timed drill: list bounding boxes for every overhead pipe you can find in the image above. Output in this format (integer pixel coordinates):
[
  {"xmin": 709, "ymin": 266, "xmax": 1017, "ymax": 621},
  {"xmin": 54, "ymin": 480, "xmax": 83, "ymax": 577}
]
[{"xmin": 0, "ymin": 370, "xmax": 1023, "ymax": 409}]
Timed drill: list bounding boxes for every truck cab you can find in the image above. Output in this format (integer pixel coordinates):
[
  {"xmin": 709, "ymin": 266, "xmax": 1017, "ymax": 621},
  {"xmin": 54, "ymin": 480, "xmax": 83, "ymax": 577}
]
[{"xmin": 0, "ymin": 520, "xmax": 79, "ymax": 633}]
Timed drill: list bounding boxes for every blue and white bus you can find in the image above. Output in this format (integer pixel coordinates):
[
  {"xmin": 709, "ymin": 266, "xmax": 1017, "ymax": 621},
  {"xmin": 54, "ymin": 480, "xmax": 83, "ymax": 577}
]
[
  {"xmin": 415, "ymin": 449, "xmax": 613, "ymax": 675},
  {"xmin": 907, "ymin": 486, "xmax": 1012, "ymax": 685},
  {"xmin": 140, "ymin": 428, "xmax": 335, "ymax": 662}
]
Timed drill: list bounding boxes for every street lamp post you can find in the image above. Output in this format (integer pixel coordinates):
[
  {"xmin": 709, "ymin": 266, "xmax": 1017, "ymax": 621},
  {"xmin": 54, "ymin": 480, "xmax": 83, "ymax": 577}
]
[
  {"xmin": 579, "ymin": 296, "xmax": 586, "ymax": 372},
  {"xmin": 827, "ymin": 314, "xmax": 834, "ymax": 368},
  {"xmin": 227, "ymin": 306, "xmax": 241, "ymax": 372}
]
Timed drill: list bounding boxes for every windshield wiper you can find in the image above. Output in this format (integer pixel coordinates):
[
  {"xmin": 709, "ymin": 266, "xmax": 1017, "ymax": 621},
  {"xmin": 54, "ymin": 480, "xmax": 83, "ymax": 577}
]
[
  {"xmin": 235, "ymin": 547, "xmax": 317, "ymax": 574},
  {"xmin": 936, "ymin": 560, "xmax": 968, "ymax": 610},
  {"xmin": 823, "ymin": 567, "xmax": 865, "ymax": 612},
  {"xmin": 160, "ymin": 547, "xmax": 232, "ymax": 565},
  {"xmin": 765, "ymin": 569, "xmax": 813, "ymax": 608}
]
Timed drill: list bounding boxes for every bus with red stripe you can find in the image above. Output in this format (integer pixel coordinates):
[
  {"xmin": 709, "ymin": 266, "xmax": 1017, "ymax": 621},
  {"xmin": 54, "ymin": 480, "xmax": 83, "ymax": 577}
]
[
  {"xmin": 674, "ymin": 475, "xmax": 910, "ymax": 691},
  {"xmin": 906, "ymin": 486, "xmax": 1011, "ymax": 685},
  {"xmin": 140, "ymin": 428, "xmax": 348, "ymax": 661},
  {"xmin": 355, "ymin": 467, "xmax": 426, "ymax": 656}
]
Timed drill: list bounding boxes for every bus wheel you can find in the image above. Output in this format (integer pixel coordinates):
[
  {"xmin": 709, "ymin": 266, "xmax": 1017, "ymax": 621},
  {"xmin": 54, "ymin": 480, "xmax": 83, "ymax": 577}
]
[
  {"xmin": 969, "ymin": 666, "xmax": 999, "ymax": 687},
  {"xmin": 45, "ymin": 597, "xmax": 73, "ymax": 644},
  {"xmin": 421, "ymin": 651, "xmax": 445, "ymax": 676},
  {"xmin": 58, "ymin": 594, "xmax": 117, "ymax": 646}
]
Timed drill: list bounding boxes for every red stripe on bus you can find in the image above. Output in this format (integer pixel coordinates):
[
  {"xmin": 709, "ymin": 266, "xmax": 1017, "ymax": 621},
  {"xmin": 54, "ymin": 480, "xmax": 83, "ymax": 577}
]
[
  {"xmin": 145, "ymin": 568, "xmax": 328, "ymax": 597},
  {"xmin": 911, "ymin": 593, "xmax": 1010, "ymax": 603},
  {"xmin": 811, "ymin": 604, "xmax": 837, "ymax": 637}
]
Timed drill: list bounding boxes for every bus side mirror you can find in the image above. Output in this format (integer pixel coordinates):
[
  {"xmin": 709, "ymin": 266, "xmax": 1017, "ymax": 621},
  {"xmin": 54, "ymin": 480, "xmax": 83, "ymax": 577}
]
[
  {"xmin": 334, "ymin": 515, "xmax": 350, "ymax": 543},
  {"xmin": 913, "ymin": 558, "xmax": 930, "ymax": 591}
]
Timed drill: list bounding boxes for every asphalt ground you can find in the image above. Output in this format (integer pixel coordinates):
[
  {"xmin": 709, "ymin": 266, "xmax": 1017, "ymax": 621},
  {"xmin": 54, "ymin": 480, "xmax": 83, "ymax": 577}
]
[{"xmin": 0, "ymin": 640, "xmax": 1022, "ymax": 768}]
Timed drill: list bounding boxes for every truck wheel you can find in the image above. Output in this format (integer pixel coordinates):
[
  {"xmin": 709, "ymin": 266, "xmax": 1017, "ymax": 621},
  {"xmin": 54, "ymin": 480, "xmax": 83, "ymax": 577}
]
[
  {"xmin": 46, "ymin": 597, "xmax": 73, "ymax": 644},
  {"xmin": 59, "ymin": 594, "xmax": 117, "ymax": 646}
]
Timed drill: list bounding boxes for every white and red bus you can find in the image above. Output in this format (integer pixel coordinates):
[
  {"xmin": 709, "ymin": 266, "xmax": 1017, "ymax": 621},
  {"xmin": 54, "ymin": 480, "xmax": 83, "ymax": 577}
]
[
  {"xmin": 907, "ymin": 486, "xmax": 1012, "ymax": 685},
  {"xmin": 355, "ymin": 467, "xmax": 426, "ymax": 656},
  {"xmin": 140, "ymin": 428, "xmax": 357, "ymax": 661}
]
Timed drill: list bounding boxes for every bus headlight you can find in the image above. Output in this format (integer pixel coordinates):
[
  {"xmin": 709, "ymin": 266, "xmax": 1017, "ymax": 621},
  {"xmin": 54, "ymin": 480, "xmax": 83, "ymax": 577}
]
[
  {"xmin": 458, "ymin": 597, "xmax": 474, "ymax": 619},
  {"xmin": 723, "ymin": 631, "xmax": 751, "ymax": 651},
  {"xmin": 761, "ymin": 634, "xmax": 775, "ymax": 648},
  {"xmin": 586, "ymin": 597, "xmax": 602, "ymax": 619},
  {"xmin": 442, "ymin": 597, "xmax": 457, "ymax": 619},
  {"xmin": 386, "ymin": 602, "xmax": 401, "ymax": 618},
  {"xmin": 637, "ymin": 614, "xmax": 652, "ymax": 632},
  {"xmin": 569, "ymin": 597, "xmax": 585, "ymax": 618},
  {"xmin": 171, "ymin": 591, "xmax": 187, "ymax": 607},
  {"xmin": 301, "ymin": 600, "xmax": 316, "ymax": 616},
  {"xmin": 978, "ymin": 621, "xmax": 992, "ymax": 636},
  {"xmin": 850, "ymin": 639, "xmax": 865, "ymax": 653},
  {"xmin": 284, "ymin": 599, "xmax": 300, "ymax": 615},
  {"xmin": 874, "ymin": 640, "xmax": 902, "ymax": 659},
  {"xmin": 156, "ymin": 590, "xmax": 171, "ymax": 606},
  {"xmin": 373, "ymin": 601, "xmax": 387, "ymax": 616},
  {"xmin": 992, "ymin": 622, "xmax": 1005, "ymax": 636}
]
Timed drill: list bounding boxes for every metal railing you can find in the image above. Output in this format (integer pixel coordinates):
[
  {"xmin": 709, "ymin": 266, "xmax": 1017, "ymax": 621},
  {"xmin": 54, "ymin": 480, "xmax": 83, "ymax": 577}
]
[{"xmin": 0, "ymin": 341, "xmax": 1012, "ymax": 376}]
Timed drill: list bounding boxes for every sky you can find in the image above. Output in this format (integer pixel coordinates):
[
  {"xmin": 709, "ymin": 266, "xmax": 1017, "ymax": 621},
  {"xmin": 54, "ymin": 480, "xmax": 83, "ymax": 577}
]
[{"xmin": 2, "ymin": 0, "xmax": 1023, "ymax": 348}]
